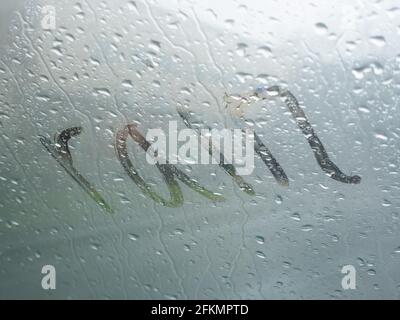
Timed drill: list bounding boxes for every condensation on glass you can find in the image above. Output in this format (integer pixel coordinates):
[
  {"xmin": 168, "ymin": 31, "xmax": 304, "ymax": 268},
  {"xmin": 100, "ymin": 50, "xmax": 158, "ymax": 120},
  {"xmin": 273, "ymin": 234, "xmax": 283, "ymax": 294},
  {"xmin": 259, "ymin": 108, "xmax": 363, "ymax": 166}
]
[{"xmin": 0, "ymin": 0, "xmax": 399, "ymax": 299}]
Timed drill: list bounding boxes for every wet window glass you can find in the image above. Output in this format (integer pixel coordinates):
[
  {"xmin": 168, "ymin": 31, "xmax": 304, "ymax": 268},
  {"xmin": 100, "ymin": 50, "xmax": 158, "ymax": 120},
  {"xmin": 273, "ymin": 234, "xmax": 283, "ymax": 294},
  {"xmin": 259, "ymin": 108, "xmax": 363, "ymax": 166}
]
[{"xmin": 0, "ymin": 0, "xmax": 399, "ymax": 299}]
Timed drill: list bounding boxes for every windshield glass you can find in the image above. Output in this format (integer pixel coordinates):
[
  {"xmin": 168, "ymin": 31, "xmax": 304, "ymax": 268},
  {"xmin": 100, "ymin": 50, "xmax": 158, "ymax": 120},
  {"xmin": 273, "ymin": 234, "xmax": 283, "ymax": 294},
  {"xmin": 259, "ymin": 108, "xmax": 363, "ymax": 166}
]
[{"xmin": 0, "ymin": 0, "xmax": 399, "ymax": 299}]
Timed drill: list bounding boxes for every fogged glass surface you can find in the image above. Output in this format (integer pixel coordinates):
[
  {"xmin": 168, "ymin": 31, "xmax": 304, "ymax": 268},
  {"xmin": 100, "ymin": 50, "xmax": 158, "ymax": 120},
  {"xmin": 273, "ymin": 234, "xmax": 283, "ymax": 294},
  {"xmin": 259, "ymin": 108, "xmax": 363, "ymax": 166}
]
[{"xmin": 0, "ymin": 0, "xmax": 399, "ymax": 299}]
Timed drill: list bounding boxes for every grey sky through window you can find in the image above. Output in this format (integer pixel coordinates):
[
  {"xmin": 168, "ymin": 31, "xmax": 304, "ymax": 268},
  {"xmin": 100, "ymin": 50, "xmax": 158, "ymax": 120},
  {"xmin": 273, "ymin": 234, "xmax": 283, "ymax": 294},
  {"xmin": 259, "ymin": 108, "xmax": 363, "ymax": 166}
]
[{"xmin": 0, "ymin": 0, "xmax": 399, "ymax": 299}]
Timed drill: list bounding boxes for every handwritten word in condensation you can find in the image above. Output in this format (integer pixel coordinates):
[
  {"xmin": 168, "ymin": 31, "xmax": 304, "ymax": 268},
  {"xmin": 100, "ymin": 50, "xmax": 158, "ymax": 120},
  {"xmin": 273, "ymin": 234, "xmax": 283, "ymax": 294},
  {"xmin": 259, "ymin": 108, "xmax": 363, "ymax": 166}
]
[{"xmin": 40, "ymin": 86, "xmax": 361, "ymax": 213}]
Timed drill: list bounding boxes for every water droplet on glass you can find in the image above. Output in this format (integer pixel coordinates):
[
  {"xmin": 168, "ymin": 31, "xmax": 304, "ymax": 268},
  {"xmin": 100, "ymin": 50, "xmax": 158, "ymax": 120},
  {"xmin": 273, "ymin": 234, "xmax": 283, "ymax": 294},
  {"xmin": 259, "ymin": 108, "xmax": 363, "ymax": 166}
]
[
  {"xmin": 301, "ymin": 225, "xmax": 313, "ymax": 232},
  {"xmin": 236, "ymin": 43, "xmax": 248, "ymax": 57},
  {"xmin": 255, "ymin": 236, "xmax": 265, "ymax": 244},
  {"xmin": 315, "ymin": 22, "xmax": 328, "ymax": 35},
  {"xmin": 122, "ymin": 80, "xmax": 133, "ymax": 88},
  {"xmin": 128, "ymin": 233, "xmax": 139, "ymax": 241},
  {"xmin": 93, "ymin": 88, "xmax": 111, "ymax": 96},
  {"xmin": 256, "ymin": 251, "xmax": 266, "ymax": 259},
  {"xmin": 369, "ymin": 36, "xmax": 386, "ymax": 47}
]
